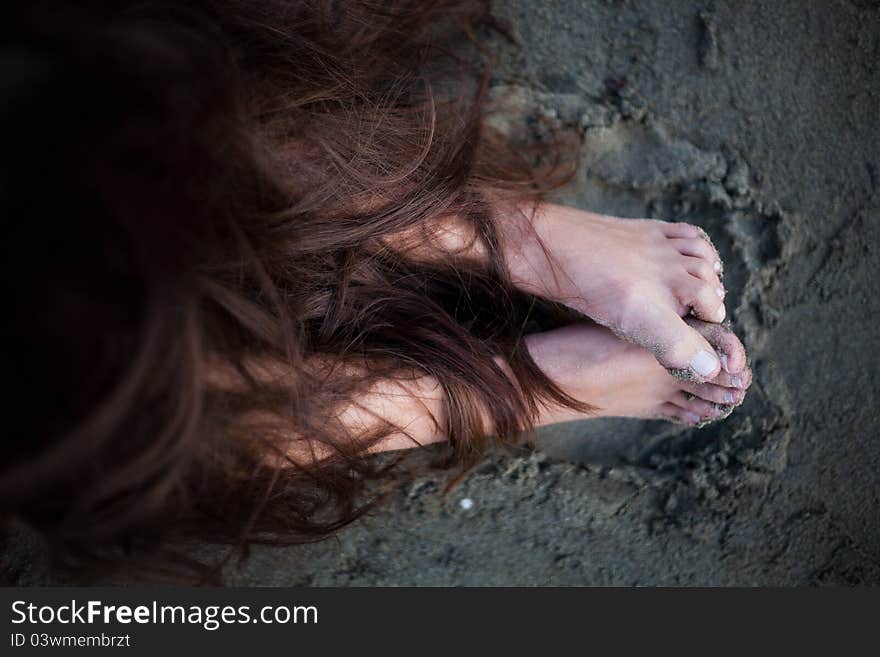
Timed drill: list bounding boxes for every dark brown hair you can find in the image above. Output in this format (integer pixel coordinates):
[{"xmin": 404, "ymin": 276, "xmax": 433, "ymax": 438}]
[{"xmin": 1, "ymin": 0, "xmax": 584, "ymax": 582}]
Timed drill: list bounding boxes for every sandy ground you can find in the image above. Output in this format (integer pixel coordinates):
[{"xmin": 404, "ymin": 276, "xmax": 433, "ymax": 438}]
[{"xmin": 4, "ymin": 0, "xmax": 879, "ymax": 585}]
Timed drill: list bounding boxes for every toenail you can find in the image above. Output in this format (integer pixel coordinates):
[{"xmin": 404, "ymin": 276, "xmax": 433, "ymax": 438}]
[
  {"xmin": 713, "ymin": 261, "xmax": 722, "ymax": 273},
  {"xmin": 723, "ymin": 391, "xmax": 735, "ymax": 404},
  {"xmin": 690, "ymin": 350, "xmax": 719, "ymax": 377},
  {"xmin": 731, "ymin": 375, "xmax": 743, "ymax": 388},
  {"xmin": 716, "ymin": 287, "xmax": 725, "ymax": 298},
  {"xmin": 720, "ymin": 353, "xmax": 729, "ymax": 373},
  {"xmin": 686, "ymin": 412, "xmax": 701, "ymax": 424}
]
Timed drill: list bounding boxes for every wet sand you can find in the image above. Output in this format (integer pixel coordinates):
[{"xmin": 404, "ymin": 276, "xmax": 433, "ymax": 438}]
[{"xmin": 4, "ymin": 0, "xmax": 878, "ymax": 585}]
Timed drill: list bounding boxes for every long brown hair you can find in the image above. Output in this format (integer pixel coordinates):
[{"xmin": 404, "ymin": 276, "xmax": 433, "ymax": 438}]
[{"xmin": 1, "ymin": 0, "xmax": 584, "ymax": 582}]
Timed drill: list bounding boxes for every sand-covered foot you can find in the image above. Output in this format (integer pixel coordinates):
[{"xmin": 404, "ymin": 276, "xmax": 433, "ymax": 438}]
[
  {"xmin": 525, "ymin": 321, "xmax": 752, "ymax": 427},
  {"xmin": 506, "ymin": 203, "xmax": 730, "ymax": 382}
]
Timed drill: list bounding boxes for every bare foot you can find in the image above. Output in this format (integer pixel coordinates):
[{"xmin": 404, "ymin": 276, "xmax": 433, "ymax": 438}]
[
  {"xmin": 526, "ymin": 320, "xmax": 752, "ymax": 427},
  {"xmin": 505, "ymin": 203, "xmax": 730, "ymax": 382}
]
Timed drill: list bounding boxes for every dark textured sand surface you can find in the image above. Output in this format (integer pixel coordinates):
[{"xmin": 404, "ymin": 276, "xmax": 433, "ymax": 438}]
[{"xmin": 4, "ymin": 0, "xmax": 879, "ymax": 585}]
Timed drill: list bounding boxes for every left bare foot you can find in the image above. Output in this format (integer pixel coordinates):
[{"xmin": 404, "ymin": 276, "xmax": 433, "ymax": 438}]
[{"xmin": 526, "ymin": 319, "xmax": 751, "ymax": 427}]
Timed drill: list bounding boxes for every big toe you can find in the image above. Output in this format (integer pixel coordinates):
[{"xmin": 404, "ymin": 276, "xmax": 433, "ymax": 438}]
[
  {"xmin": 640, "ymin": 307, "xmax": 723, "ymax": 382},
  {"xmin": 684, "ymin": 317, "xmax": 749, "ymax": 374}
]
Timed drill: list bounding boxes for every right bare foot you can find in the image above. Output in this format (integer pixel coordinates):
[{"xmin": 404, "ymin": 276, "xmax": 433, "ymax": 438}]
[
  {"xmin": 526, "ymin": 320, "xmax": 752, "ymax": 427},
  {"xmin": 503, "ymin": 203, "xmax": 731, "ymax": 382}
]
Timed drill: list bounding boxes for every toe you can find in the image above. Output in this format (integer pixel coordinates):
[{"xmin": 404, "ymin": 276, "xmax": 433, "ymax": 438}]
[
  {"xmin": 661, "ymin": 221, "xmax": 703, "ymax": 239},
  {"xmin": 684, "ymin": 318, "xmax": 748, "ymax": 373},
  {"xmin": 685, "ymin": 257, "xmax": 724, "ymax": 286},
  {"xmin": 680, "ymin": 380, "xmax": 747, "ymax": 406},
  {"xmin": 712, "ymin": 366, "xmax": 753, "ymax": 390},
  {"xmin": 672, "ymin": 392, "xmax": 717, "ymax": 419},
  {"xmin": 671, "ymin": 237, "xmax": 718, "ymax": 265},
  {"xmin": 658, "ymin": 402, "xmax": 702, "ymax": 426},
  {"xmin": 679, "ymin": 276, "xmax": 726, "ymax": 323},
  {"xmin": 646, "ymin": 307, "xmax": 723, "ymax": 382}
]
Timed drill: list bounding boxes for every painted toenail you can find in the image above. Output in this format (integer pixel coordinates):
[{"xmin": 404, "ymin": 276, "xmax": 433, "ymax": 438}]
[
  {"xmin": 723, "ymin": 391, "xmax": 735, "ymax": 404},
  {"xmin": 686, "ymin": 412, "xmax": 701, "ymax": 424},
  {"xmin": 690, "ymin": 350, "xmax": 719, "ymax": 377},
  {"xmin": 713, "ymin": 261, "xmax": 722, "ymax": 273},
  {"xmin": 731, "ymin": 375, "xmax": 743, "ymax": 388},
  {"xmin": 716, "ymin": 287, "xmax": 725, "ymax": 298}
]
